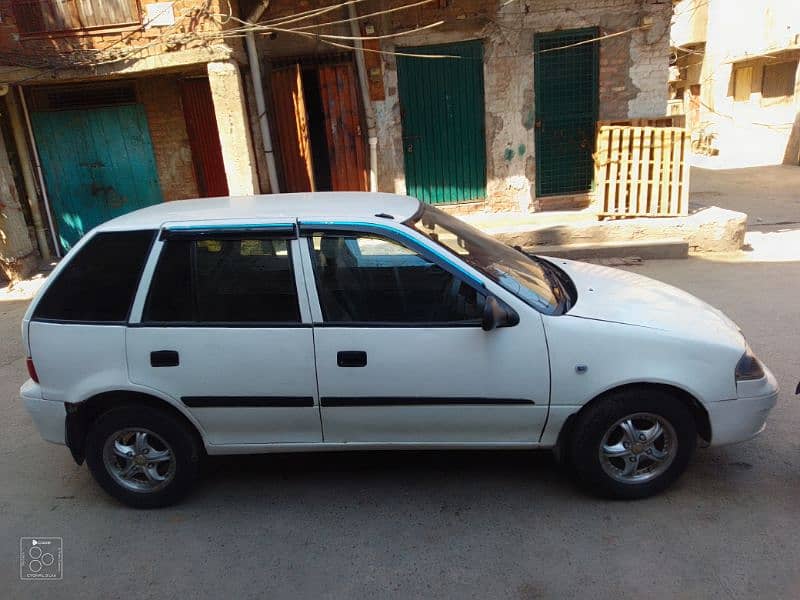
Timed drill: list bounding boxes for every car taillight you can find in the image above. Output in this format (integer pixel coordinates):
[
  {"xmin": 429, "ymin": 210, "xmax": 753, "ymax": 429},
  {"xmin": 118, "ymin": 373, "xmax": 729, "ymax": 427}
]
[{"xmin": 26, "ymin": 357, "xmax": 39, "ymax": 383}]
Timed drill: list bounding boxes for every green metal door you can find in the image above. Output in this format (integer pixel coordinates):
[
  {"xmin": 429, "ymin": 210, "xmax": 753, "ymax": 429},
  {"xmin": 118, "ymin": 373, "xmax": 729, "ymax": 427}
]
[
  {"xmin": 397, "ymin": 40, "xmax": 486, "ymax": 204},
  {"xmin": 534, "ymin": 28, "xmax": 599, "ymax": 197},
  {"xmin": 30, "ymin": 104, "xmax": 163, "ymax": 252}
]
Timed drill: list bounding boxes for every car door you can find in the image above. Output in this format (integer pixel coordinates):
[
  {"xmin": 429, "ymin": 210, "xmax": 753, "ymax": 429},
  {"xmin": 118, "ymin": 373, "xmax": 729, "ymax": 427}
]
[
  {"xmin": 126, "ymin": 223, "xmax": 322, "ymax": 446},
  {"xmin": 299, "ymin": 224, "xmax": 551, "ymax": 444}
]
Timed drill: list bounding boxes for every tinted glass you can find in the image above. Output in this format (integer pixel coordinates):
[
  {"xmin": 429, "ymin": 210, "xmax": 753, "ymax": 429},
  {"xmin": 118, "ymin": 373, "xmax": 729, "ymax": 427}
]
[
  {"xmin": 143, "ymin": 238, "xmax": 300, "ymax": 323},
  {"xmin": 33, "ymin": 230, "xmax": 155, "ymax": 322},
  {"xmin": 410, "ymin": 204, "xmax": 562, "ymax": 313},
  {"xmin": 308, "ymin": 233, "xmax": 484, "ymax": 323}
]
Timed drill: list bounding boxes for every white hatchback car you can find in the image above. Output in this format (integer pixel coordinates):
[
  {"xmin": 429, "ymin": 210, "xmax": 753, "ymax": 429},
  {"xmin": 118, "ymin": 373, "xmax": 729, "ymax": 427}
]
[{"xmin": 21, "ymin": 193, "xmax": 778, "ymax": 507}]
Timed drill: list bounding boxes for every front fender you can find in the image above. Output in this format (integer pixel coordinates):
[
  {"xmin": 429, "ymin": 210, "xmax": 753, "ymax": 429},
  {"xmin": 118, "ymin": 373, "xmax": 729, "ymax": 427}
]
[{"xmin": 542, "ymin": 315, "xmax": 742, "ymax": 408}]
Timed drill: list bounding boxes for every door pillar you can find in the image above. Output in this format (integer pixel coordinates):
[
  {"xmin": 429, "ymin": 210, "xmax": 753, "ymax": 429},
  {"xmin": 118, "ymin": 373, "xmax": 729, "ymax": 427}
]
[{"xmin": 206, "ymin": 61, "xmax": 259, "ymax": 196}]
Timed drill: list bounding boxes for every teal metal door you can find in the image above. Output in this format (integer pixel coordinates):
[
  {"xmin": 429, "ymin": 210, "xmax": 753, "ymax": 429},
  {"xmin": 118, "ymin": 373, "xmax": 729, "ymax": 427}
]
[
  {"xmin": 397, "ymin": 40, "xmax": 486, "ymax": 204},
  {"xmin": 30, "ymin": 104, "xmax": 163, "ymax": 251},
  {"xmin": 534, "ymin": 28, "xmax": 599, "ymax": 197}
]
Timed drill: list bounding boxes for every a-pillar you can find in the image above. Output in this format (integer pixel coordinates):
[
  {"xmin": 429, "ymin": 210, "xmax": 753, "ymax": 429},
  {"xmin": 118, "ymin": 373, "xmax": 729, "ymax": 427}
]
[{"xmin": 207, "ymin": 60, "xmax": 260, "ymax": 196}]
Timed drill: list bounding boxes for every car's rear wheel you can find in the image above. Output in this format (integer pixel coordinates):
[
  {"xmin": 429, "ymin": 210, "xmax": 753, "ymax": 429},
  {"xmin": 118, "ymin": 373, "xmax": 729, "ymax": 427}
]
[
  {"xmin": 85, "ymin": 405, "xmax": 202, "ymax": 508},
  {"xmin": 569, "ymin": 388, "xmax": 697, "ymax": 499}
]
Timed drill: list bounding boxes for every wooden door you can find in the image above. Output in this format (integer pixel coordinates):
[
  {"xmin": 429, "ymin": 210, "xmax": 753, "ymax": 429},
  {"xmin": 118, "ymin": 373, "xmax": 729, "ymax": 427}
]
[
  {"xmin": 180, "ymin": 78, "xmax": 229, "ymax": 198},
  {"xmin": 30, "ymin": 104, "xmax": 163, "ymax": 252},
  {"xmin": 318, "ymin": 63, "xmax": 368, "ymax": 191},
  {"xmin": 271, "ymin": 64, "xmax": 315, "ymax": 192}
]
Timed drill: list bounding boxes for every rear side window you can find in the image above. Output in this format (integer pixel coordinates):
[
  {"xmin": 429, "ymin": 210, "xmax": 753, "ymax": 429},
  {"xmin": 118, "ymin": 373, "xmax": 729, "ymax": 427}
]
[
  {"xmin": 33, "ymin": 230, "xmax": 156, "ymax": 323},
  {"xmin": 143, "ymin": 238, "xmax": 300, "ymax": 323}
]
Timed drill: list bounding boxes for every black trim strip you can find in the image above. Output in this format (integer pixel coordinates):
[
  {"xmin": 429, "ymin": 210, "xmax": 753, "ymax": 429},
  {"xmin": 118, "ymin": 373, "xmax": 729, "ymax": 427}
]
[
  {"xmin": 315, "ymin": 320, "xmax": 482, "ymax": 328},
  {"xmin": 321, "ymin": 397, "xmax": 534, "ymax": 407},
  {"xmin": 182, "ymin": 396, "xmax": 314, "ymax": 408},
  {"xmin": 160, "ymin": 224, "xmax": 298, "ymax": 241},
  {"xmin": 129, "ymin": 321, "xmax": 311, "ymax": 328},
  {"xmin": 31, "ymin": 318, "xmax": 127, "ymax": 326}
]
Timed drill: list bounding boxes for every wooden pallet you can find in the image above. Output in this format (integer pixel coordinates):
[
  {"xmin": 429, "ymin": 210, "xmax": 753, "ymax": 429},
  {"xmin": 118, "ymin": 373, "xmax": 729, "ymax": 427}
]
[{"xmin": 594, "ymin": 125, "xmax": 690, "ymax": 218}]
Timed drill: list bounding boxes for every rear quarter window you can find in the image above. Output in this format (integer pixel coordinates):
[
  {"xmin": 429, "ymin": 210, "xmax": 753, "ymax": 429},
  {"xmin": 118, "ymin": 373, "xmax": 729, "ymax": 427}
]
[{"xmin": 33, "ymin": 230, "xmax": 156, "ymax": 323}]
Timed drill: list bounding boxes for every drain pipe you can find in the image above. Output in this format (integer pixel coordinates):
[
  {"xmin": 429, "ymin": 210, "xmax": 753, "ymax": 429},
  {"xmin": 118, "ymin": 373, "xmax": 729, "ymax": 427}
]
[
  {"xmin": 19, "ymin": 87, "xmax": 60, "ymax": 258},
  {"xmin": 245, "ymin": 1, "xmax": 280, "ymax": 193},
  {"xmin": 5, "ymin": 87, "xmax": 51, "ymax": 260},
  {"xmin": 348, "ymin": 3, "xmax": 378, "ymax": 192}
]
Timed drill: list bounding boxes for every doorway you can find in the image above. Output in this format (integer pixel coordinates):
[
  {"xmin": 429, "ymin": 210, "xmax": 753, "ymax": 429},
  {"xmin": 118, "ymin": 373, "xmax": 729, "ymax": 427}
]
[
  {"xmin": 396, "ymin": 40, "xmax": 487, "ymax": 204},
  {"xmin": 180, "ymin": 78, "xmax": 229, "ymax": 198},
  {"xmin": 270, "ymin": 58, "xmax": 368, "ymax": 193},
  {"xmin": 27, "ymin": 83, "xmax": 163, "ymax": 252},
  {"xmin": 534, "ymin": 28, "xmax": 599, "ymax": 197}
]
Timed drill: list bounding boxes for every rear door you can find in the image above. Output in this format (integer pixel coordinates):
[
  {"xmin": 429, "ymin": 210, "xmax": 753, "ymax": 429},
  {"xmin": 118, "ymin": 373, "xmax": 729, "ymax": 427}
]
[
  {"xmin": 127, "ymin": 223, "xmax": 321, "ymax": 446},
  {"xmin": 299, "ymin": 225, "xmax": 550, "ymax": 444}
]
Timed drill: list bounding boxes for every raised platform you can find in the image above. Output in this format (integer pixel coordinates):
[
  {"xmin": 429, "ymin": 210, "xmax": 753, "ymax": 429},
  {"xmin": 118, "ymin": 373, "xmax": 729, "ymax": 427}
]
[{"xmin": 463, "ymin": 206, "xmax": 746, "ymax": 259}]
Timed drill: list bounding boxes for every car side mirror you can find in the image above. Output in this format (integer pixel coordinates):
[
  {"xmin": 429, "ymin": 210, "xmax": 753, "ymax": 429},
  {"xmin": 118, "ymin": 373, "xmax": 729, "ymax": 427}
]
[{"xmin": 482, "ymin": 296, "xmax": 520, "ymax": 331}]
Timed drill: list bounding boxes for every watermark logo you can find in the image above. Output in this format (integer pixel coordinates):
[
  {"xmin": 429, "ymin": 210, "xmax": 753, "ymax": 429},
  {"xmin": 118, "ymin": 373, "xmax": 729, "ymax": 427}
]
[{"xmin": 20, "ymin": 537, "xmax": 62, "ymax": 580}]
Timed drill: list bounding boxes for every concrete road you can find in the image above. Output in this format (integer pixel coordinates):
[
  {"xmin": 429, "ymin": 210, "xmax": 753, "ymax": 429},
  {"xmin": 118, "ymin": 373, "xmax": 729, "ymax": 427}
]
[
  {"xmin": 1, "ymin": 256, "xmax": 799, "ymax": 600},
  {"xmin": 691, "ymin": 165, "xmax": 800, "ymax": 227}
]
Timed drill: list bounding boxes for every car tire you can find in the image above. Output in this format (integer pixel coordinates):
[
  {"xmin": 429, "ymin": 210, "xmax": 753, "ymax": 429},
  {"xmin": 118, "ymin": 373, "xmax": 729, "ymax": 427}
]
[
  {"xmin": 85, "ymin": 405, "xmax": 202, "ymax": 508},
  {"xmin": 568, "ymin": 388, "xmax": 697, "ymax": 499}
]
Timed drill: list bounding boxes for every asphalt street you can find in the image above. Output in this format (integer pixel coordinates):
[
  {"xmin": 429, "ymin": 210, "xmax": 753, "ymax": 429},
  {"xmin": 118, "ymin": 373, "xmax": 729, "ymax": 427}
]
[{"xmin": 1, "ymin": 253, "xmax": 799, "ymax": 599}]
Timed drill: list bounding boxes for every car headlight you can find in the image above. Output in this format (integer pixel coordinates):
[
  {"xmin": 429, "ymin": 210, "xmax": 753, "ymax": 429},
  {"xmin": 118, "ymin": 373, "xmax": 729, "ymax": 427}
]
[{"xmin": 735, "ymin": 346, "xmax": 765, "ymax": 381}]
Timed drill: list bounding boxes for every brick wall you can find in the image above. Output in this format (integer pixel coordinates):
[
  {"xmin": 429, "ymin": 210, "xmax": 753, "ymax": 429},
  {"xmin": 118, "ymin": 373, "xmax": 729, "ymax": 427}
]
[
  {"xmin": 255, "ymin": 0, "xmax": 672, "ymax": 213},
  {"xmin": 0, "ymin": 0, "xmax": 235, "ymax": 69},
  {"xmin": 375, "ymin": 0, "xmax": 672, "ymax": 213},
  {"xmin": 137, "ymin": 76, "xmax": 199, "ymax": 201}
]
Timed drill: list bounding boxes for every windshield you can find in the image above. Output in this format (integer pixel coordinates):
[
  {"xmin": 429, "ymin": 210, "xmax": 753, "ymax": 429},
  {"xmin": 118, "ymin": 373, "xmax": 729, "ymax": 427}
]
[{"xmin": 408, "ymin": 204, "xmax": 569, "ymax": 314}]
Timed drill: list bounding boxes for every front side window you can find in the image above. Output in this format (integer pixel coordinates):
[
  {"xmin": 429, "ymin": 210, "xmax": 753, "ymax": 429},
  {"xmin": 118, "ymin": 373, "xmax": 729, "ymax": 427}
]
[
  {"xmin": 307, "ymin": 233, "xmax": 485, "ymax": 323},
  {"xmin": 33, "ymin": 230, "xmax": 155, "ymax": 323},
  {"xmin": 409, "ymin": 204, "xmax": 568, "ymax": 314},
  {"xmin": 143, "ymin": 238, "xmax": 300, "ymax": 324}
]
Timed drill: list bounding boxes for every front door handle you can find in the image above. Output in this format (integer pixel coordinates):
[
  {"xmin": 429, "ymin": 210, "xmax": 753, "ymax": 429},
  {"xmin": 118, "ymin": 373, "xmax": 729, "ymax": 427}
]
[
  {"xmin": 151, "ymin": 350, "xmax": 179, "ymax": 367},
  {"xmin": 337, "ymin": 351, "xmax": 367, "ymax": 367}
]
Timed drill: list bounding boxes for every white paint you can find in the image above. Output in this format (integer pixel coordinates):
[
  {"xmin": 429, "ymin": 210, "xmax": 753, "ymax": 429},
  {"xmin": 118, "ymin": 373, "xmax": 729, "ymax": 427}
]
[
  {"xmin": 21, "ymin": 196, "xmax": 778, "ymax": 461},
  {"xmin": 146, "ymin": 3, "xmax": 175, "ymax": 28}
]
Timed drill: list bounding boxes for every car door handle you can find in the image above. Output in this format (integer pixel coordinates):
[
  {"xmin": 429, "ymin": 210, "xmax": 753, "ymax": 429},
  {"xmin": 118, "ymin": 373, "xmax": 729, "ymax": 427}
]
[
  {"xmin": 337, "ymin": 351, "xmax": 367, "ymax": 368},
  {"xmin": 151, "ymin": 350, "xmax": 179, "ymax": 367}
]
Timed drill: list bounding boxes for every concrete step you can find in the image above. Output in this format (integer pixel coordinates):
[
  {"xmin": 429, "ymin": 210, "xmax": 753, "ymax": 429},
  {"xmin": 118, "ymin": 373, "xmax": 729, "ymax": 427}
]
[{"xmin": 523, "ymin": 238, "xmax": 689, "ymax": 261}]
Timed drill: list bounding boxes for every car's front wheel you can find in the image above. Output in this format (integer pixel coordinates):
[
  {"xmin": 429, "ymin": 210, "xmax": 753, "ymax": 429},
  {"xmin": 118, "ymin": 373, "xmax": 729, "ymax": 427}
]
[
  {"xmin": 569, "ymin": 388, "xmax": 697, "ymax": 499},
  {"xmin": 85, "ymin": 405, "xmax": 202, "ymax": 508}
]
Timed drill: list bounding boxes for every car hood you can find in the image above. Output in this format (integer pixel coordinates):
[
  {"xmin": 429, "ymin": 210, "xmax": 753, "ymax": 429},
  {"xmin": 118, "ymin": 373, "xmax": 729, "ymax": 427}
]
[{"xmin": 548, "ymin": 258, "xmax": 744, "ymax": 346}]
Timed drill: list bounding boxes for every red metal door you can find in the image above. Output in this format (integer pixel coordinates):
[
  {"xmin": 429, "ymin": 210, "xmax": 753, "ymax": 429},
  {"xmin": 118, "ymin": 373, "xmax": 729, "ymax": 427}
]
[
  {"xmin": 318, "ymin": 63, "xmax": 368, "ymax": 191},
  {"xmin": 180, "ymin": 78, "xmax": 229, "ymax": 198}
]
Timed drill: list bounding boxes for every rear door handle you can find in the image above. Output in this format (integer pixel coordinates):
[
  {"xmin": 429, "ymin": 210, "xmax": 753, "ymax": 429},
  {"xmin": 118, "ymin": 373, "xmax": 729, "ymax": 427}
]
[
  {"xmin": 151, "ymin": 350, "xmax": 179, "ymax": 367},
  {"xmin": 337, "ymin": 351, "xmax": 367, "ymax": 367}
]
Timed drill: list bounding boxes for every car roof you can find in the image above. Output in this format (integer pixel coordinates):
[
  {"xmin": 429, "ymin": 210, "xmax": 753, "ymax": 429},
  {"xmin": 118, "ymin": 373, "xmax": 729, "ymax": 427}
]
[{"xmin": 98, "ymin": 193, "xmax": 421, "ymax": 231}]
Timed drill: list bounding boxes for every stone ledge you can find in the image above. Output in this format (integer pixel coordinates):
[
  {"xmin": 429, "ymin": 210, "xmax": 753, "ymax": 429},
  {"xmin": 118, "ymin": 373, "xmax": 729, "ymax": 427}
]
[{"xmin": 472, "ymin": 206, "xmax": 746, "ymax": 253}]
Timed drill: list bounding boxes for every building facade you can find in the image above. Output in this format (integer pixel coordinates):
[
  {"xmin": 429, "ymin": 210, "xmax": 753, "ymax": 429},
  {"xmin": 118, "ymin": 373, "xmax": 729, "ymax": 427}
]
[
  {"xmin": 670, "ymin": 0, "xmax": 800, "ymax": 168},
  {"xmin": 257, "ymin": 0, "xmax": 672, "ymax": 213},
  {"xmin": 0, "ymin": 0, "xmax": 674, "ymax": 276},
  {"xmin": 0, "ymin": 0, "xmax": 261, "ymax": 260}
]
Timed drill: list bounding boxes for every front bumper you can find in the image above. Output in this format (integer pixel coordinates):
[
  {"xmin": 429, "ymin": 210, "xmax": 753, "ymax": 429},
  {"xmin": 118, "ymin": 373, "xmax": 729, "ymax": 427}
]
[
  {"xmin": 706, "ymin": 366, "xmax": 779, "ymax": 446},
  {"xmin": 21, "ymin": 379, "xmax": 66, "ymax": 445}
]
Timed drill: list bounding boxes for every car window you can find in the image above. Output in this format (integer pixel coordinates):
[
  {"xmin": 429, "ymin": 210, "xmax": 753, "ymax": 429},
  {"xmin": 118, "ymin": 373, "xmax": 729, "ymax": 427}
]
[
  {"xmin": 307, "ymin": 232, "xmax": 484, "ymax": 323},
  {"xmin": 33, "ymin": 230, "xmax": 155, "ymax": 323},
  {"xmin": 143, "ymin": 238, "xmax": 300, "ymax": 323}
]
